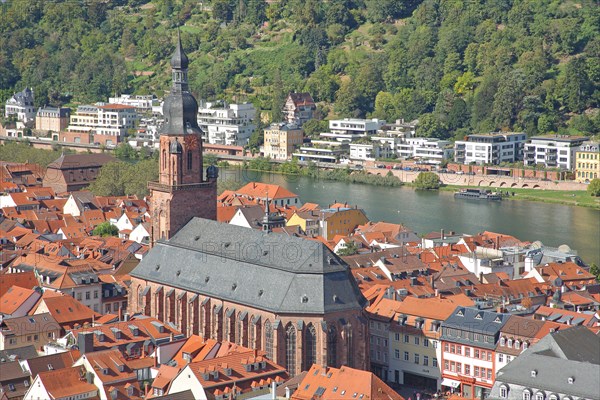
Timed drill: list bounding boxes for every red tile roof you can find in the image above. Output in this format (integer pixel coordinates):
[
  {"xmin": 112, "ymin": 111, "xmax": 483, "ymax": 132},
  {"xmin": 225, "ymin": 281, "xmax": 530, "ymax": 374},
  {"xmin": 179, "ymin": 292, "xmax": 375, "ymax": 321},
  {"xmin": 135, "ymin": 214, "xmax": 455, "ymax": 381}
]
[{"xmin": 291, "ymin": 364, "xmax": 403, "ymax": 400}]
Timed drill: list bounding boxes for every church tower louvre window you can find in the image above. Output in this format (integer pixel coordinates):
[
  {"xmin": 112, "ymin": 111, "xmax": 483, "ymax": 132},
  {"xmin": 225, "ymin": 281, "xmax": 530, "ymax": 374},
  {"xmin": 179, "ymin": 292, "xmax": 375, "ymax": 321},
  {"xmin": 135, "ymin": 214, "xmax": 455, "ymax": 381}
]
[{"xmin": 148, "ymin": 30, "xmax": 218, "ymax": 246}]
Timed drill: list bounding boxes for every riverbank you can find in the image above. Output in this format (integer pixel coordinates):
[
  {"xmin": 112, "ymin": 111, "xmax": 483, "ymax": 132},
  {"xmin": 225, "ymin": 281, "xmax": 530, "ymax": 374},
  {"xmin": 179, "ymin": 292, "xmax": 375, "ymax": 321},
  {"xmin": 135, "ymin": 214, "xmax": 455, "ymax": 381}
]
[
  {"xmin": 439, "ymin": 185, "xmax": 600, "ymax": 210},
  {"xmin": 229, "ymin": 163, "xmax": 599, "ymax": 210}
]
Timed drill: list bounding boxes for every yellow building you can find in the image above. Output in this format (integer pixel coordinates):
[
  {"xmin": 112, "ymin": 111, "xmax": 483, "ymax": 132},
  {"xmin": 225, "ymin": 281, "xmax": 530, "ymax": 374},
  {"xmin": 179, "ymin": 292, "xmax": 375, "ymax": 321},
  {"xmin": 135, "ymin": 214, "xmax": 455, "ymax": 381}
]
[
  {"xmin": 575, "ymin": 143, "xmax": 599, "ymax": 183},
  {"xmin": 263, "ymin": 122, "xmax": 304, "ymax": 160},
  {"xmin": 286, "ymin": 203, "xmax": 369, "ymax": 240}
]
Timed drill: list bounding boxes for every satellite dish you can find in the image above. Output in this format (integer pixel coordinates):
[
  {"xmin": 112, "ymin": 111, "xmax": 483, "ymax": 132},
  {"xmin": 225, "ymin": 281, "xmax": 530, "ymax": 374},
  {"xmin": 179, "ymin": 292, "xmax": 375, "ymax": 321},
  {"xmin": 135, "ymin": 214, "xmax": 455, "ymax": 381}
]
[
  {"xmin": 530, "ymin": 241, "xmax": 543, "ymax": 250},
  {"xmin": 557, "ymin": 244, "xmax": 571, "ymax": 253}
]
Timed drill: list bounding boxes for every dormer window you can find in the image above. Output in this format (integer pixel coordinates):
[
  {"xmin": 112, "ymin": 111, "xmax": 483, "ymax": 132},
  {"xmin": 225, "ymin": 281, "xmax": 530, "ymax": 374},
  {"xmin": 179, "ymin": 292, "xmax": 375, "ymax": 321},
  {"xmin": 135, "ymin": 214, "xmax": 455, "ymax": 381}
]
[
  {"xmin": 515, "ymin": 340, "xmax": 520, "ymax": 350},
  {"xmin": 500, "ymin": 337, "xmax": 506, "ymax": 346},
  {"xmin": 568, "ymin": 377, "xmax": 574, "ymax": 384},
  {"xmin": 531, "ymin": 370, "xmax": 537, "ymax": 377},
  {"xmin": 500, "ymin": 384, "xmax": 509, "ymax": 398},
  {"xmin": 508, "ymin": 339, "xmax": 513, "ymax": 348}
]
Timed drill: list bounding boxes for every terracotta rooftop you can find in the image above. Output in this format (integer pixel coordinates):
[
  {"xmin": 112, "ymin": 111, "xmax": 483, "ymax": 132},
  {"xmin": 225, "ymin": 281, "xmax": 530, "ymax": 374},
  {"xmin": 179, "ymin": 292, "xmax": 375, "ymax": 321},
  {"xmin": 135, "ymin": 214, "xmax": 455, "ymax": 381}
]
[{"xmin": 291, "ymin": 364, "xmax": 403, "ymax": 400}]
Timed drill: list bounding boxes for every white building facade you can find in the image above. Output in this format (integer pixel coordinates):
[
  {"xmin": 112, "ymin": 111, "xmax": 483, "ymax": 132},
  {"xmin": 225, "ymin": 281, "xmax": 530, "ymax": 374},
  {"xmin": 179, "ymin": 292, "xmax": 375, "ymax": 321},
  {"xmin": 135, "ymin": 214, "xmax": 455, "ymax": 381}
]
[
  {"xmin": 454, "ymin": 133, "xmax": 526, "ymax": 165},
  {"xmin": 5, "ymin": 88, "xmax": 36, "ymax": 126},
  {"xmin": 197, "ymin": 101, "xmax": 256, "ymax": 146},
  {"xmin": 524, "ymin": 136, "xmax": 587, "ymax": 170}
]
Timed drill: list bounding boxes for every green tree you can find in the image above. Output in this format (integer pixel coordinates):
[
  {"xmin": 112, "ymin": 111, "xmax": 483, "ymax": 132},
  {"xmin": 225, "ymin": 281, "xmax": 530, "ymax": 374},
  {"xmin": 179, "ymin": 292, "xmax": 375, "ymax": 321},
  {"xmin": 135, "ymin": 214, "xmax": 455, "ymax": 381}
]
[
  {"xmin": 413, "ymin": 172, "xmax": 441, "ymax": 190},
  {"xmin": 590, "ymin": 263, "xmax": 600, "ymax": 280},
  {"xmin": 93, "ymin": 221, "xmax": 119, "ymax": 237},
  {"xmin": 336, "ymin": 240, "xmax": 359, "ymax": 256},
  {"xmin": 416, "ymin": 113, "xmax": 448, "ymax": 140},
  {"xmin": 114, "ymin": 143, "xmax": 137, "ymax": 160},
  {"xmin": 302, "ymin": 119, "xmax": 328, "ymax": 138},
  {"xmin": 588, "ymin": 178, "xmax": 600, "ymax": 197},
  {"xmin": 89, "ymin": 162, "xmax": 127, "ymax": 196}
]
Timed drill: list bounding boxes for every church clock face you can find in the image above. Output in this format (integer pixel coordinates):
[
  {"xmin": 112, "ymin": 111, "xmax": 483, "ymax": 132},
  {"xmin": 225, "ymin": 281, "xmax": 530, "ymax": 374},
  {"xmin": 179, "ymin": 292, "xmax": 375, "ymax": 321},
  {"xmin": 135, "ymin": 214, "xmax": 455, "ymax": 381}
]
[{"xmin": 184, "ymin": 134, "xmax": 200, "ymax": 150}]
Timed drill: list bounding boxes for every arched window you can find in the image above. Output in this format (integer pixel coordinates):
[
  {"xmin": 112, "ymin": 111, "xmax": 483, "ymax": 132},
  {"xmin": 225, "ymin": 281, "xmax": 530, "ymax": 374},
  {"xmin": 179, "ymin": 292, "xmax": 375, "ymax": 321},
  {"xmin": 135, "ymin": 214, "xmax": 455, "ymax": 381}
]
[
  {"xmin": 515, "ymin": 340, "xmax": 521, "ymax": 350},
  {"xmin": 500, "ymin": 336, "xmax": 506, "ymax": 346},
  {"xmin": 500, "ymin": 384, "xmax": 509, "ymax": 398},
  {"xmin": 523, "ymin": 390, "xmax": 532, "ymax": 400},
  {"xmin": 304, "ymin": 324, "xmax": 317, "ymax": 370},
  {"xmin": 327, "ymin": 326, "xmax": 337, "ymax": 367},
  {"xmin": 265, "ymin": 321, "xmax": 273, "ymax": 360},
  {"xmin": 249, "ymin": 316, "xmax": 255, "ymax": 348},
  {"xmin": 187, "ymin": 151, "xmax": 193, "ymax": 170},
  {"xmin": 507, "ymin": 338, "xmax": 513, "ymax": 348},
  {"xmin": 286, "ymin": 324, "xmax": 296, "ymax": 375}
]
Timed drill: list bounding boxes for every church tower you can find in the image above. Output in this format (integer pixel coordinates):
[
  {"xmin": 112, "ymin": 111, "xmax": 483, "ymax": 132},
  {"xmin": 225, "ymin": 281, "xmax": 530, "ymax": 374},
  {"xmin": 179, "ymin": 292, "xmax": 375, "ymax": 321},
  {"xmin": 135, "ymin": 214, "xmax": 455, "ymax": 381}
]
[{"xmin": 148, "ymin": 31, "xmax": 218, "ymax": 246}]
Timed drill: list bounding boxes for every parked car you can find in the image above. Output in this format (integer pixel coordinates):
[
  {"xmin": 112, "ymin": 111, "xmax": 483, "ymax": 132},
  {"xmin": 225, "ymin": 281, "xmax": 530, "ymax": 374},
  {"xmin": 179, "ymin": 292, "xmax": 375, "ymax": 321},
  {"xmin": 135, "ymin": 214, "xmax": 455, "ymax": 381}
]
[
  {"xmin": 393, "ymin": 165, "xmax": 402, "ymax": 170},
  {"xmin": 377, "ymin": 164, "xmax": 386, "ymax": 169},
  {"xmin": 403, "ymin": 167, "xmax": 412, "ymax": 171},
  {"xmin": 355, "ymin": 165, "xmax": 364, "ymax": 170},
  {"xmin": 456, "ymin": 171, "xmax": 464, "ymax": 175},
  {"xmin": 467, "ymin": 172, "xmax": 476, "ymax": 175}
]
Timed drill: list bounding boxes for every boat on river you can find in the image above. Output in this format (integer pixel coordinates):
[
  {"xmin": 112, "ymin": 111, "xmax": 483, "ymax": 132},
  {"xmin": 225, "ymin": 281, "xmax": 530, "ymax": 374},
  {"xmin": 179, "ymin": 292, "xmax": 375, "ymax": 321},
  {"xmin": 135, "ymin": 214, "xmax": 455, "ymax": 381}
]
[{"xmin": 454, "ymin": 188, "xmax": 502, "ymax": 201}]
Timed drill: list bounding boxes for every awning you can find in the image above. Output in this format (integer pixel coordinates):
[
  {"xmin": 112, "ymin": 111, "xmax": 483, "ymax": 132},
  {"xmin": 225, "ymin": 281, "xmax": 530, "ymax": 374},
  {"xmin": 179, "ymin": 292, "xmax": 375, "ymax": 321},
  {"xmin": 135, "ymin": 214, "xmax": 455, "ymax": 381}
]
[{"xmin": 441, "ymin": 378, "xmax": 461, "ymax": 388}]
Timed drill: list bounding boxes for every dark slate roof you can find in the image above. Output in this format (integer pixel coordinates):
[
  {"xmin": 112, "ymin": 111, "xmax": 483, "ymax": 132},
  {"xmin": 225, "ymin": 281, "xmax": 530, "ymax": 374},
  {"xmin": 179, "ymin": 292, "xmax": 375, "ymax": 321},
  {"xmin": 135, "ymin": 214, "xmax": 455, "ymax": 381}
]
[
  {"xmin": 170, "ymin": 31, "xmax": 189, "ymax": 70},
  {"xmin": 131, "ymin": 218, "xmax": 366, "ymax": 315},
  {"xmin": 442, "ymin": 306, "xmax": 508, "ymax": 335},
  {"xmin": 0, "ymin": 346, "xmax": 38, "ymax": 363},
  {"xmin": 495, "ymin": 326, "xmax": 600, "ymax": 399}
]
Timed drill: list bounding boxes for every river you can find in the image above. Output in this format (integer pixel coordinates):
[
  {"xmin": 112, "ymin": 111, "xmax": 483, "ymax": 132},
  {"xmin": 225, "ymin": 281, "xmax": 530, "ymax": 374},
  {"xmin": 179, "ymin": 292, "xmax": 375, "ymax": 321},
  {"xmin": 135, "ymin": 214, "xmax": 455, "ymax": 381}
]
[{"xmin": 221, "ymin": 169, "xmax": 600, "ymax": 265}]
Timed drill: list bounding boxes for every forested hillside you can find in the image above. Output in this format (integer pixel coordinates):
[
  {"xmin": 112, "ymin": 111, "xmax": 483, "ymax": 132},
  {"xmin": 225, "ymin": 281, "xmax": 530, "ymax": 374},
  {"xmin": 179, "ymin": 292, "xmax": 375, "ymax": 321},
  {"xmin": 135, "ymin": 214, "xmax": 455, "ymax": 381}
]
[{"xmin": 1, "ymin": 0, "xmax": 598, "ymax": 139}]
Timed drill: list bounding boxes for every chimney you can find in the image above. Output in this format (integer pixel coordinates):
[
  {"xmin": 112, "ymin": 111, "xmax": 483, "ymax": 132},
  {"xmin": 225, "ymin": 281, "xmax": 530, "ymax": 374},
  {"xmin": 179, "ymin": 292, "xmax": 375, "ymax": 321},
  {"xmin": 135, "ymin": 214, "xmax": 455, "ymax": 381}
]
[
  {"xmin": 271, "ymin": 381, "xmax": 277, "ymax": 400},
  {"xmin": 77, "ymin": 332, "xmax": 94, "ymax": 354},
  {"xmin": 496, "ymin": 236, "xmax": 500, "ymax": 250},
  {"xmin": 285, "ymin": 386, "xmax": 291, "ymax": 399},
  {"xmin": 441, "ymin": 229, "xmax": 444, "ymax": 240},
  {"xmin": 118, "ymin": 306, "xmax": 123, "ymax": 321},
  {"xmin": 86, "ymin": 371, "xmax": 94, "ymax": 384},
  {"xmin": 479, "ymin": 272, "xmax": 484, "ymax": 283}
]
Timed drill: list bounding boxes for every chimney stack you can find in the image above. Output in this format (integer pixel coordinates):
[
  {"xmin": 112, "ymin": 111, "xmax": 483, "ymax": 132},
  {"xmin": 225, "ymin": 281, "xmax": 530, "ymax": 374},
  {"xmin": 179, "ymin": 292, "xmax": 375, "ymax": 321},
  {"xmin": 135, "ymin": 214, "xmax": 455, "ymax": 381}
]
[{"xmin": 77, "ymin": 332, "xmax": 94, "ymax": 355}]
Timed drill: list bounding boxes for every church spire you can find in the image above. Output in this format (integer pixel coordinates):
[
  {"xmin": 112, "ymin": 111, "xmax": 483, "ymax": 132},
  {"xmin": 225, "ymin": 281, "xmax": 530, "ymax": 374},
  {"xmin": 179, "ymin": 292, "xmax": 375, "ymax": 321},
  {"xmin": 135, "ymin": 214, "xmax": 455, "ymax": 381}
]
[{"xmin": 161, "ymin": 30, "xmax": 202, "ymax": 136}]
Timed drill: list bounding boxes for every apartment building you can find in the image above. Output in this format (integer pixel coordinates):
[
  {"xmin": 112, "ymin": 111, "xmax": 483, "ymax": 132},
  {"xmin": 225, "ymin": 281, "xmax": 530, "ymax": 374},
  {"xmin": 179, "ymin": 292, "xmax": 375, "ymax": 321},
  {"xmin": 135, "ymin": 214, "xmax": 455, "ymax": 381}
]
[
  {"xmin": 66, "ymin": 103, "xmax": 139, "ymax": 145},
  {"xmin": 454, "ymin": 133, "xmax": 526, "ymax": 165},
  {"xmin": 197, "ymin": 100, "xmax": 256, "ymax": 146},
  {"xmin": 398, "ymin": 138, "xmax": 453, "ymax": 164},
  {"xmin": 440, "ymin": 307, "xmax": 508, "ymax": 399},
  {"xmin": 575, "ymin": 141, "xmax": 599, "ymax": 182},
  {"xmin": 263, "ymin": 122, "xmax": 304, "ymax": 160},
  {"xmin": 327, "ymin": 118, "xmax": 385, "ymax": 138},
  {"xmin": 523, "ymin": 135, "xmax": 587, "ymax": 170},
  {"xmin": 349, "ymin": 141, "xmax": 394, "ymax": 161},
  {"xmin": 108, "ymin": 94, "xmax": 156, "ymax": 112}
]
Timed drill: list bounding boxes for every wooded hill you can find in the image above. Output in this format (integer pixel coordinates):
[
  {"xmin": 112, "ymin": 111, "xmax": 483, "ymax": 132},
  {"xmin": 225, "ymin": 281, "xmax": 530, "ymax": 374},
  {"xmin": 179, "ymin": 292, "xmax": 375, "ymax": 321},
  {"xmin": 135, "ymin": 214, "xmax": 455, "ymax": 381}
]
[{"xmin": 1, "ymin": 0, "xmax": 598, "ymax": 140}]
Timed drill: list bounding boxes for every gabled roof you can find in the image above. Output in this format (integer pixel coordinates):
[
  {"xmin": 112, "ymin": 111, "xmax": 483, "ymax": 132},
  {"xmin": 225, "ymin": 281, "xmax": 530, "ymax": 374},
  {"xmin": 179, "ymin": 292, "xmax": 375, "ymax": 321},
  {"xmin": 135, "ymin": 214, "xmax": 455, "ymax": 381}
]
[
  {"xmin": 235, "ymin": 182, "xmax": 299, "ymax": 200},
  {"xmin": 0, "ymin": 286, "xmax": 40, "ymax": 315},
  {"xmin": 0, "ymin": 272, "xmax": 38, "ymax": 298},
  {"xmin": 35, "ymin": 366, "xmax": 98, "ymax": 399},
  {"xmin": 33, "ymin": 292, "xmax": 98, "ymax": 327},
  {"xmin": 24, "ymin": 350, "xmax": 81, "ymax": 378},
  {"xmin": 0, "ymin": 312, "xmax": 60, "ymax": 336},
  {"xmin": 287, "ymin": 92, "xmax": 315, "ymax": 107}
]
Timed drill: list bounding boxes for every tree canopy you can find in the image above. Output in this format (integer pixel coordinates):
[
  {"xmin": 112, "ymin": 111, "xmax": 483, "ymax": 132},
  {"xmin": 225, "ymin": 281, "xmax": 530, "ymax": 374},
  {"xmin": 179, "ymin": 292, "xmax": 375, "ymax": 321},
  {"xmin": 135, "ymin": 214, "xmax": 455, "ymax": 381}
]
[{"xmin": 0, "ymin": 0, "xmax": 598, "ymax": 136}]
